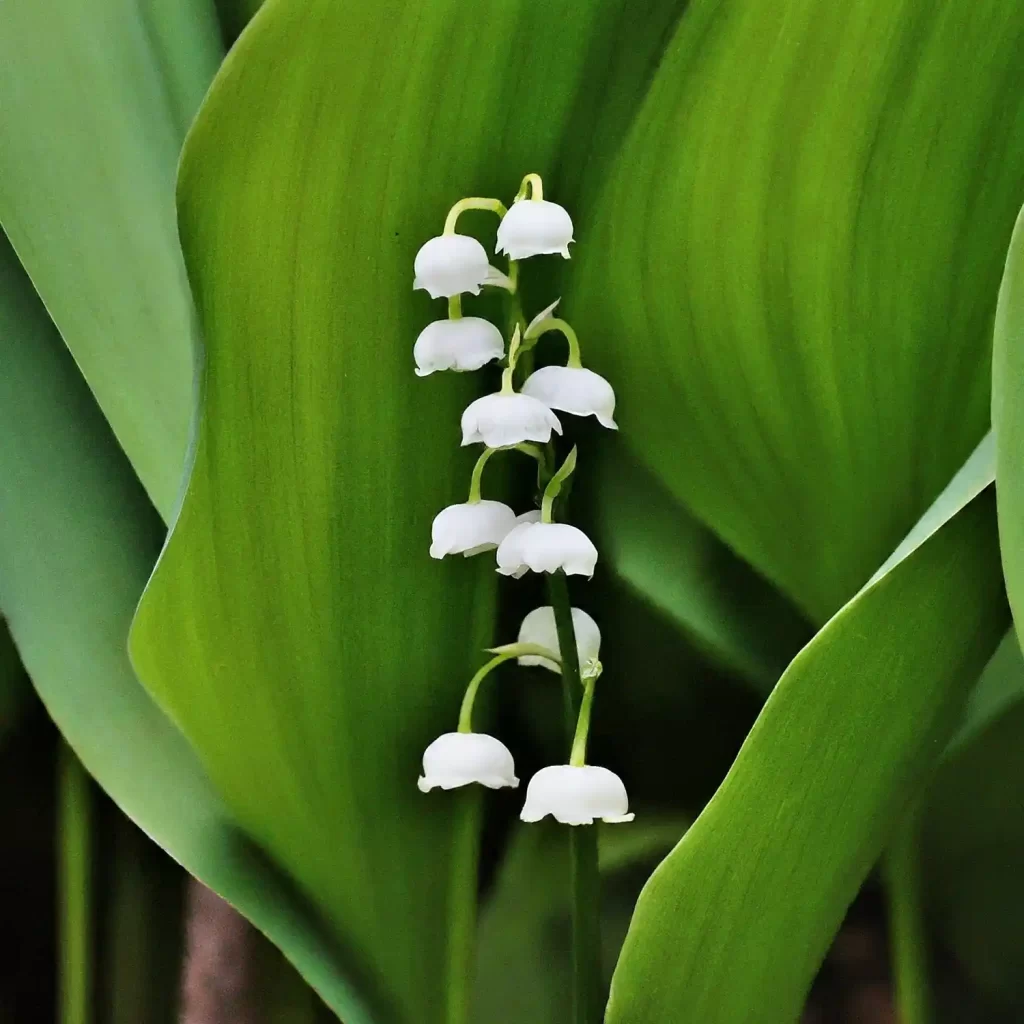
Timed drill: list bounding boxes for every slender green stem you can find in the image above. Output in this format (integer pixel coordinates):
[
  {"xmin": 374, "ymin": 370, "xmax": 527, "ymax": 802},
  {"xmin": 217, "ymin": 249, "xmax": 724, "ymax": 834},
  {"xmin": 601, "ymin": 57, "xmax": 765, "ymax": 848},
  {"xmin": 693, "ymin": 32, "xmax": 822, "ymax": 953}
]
[
  {"xmin": 542, "ymin": 447, "xmax": 578, "ymax": 523},
  {"xmin": 448, "ymin": 294, "xmax": 462, "ymax": 320},
  {"xmin": 445, "ymin": 789, "xmax": 482, "ymax": 1024},
  {"xmin": 570, "ymin": 678, "xmax": 596, "ymax": 767},
  {"xmin": 546, "ymin": 571, "xmax": 602, "ymax": 1024},
  {"xmin": 886, "ymin": 804, "xmax": 931, "ymax": 1024},
  {"xmin": 467, "ymin": 447, "xmax": 498, "ymax": 503},
  {"xmin": 458, "ymin": 653, "xmax": 513, "ymax": 733},
  {"xmin": 526, "ymin": 317, "xmax": 583, "ymax": 368},
  {"xmin": 443, "ymin": 197, "xmax": 508, "ymax": 235},
  {"xmin": 59, "ymin": 742, "xmax": 92, "ymax": 1024},
  {"xmin": 516, "ymin": 173, "xmax": 544, "ymax": 201}
]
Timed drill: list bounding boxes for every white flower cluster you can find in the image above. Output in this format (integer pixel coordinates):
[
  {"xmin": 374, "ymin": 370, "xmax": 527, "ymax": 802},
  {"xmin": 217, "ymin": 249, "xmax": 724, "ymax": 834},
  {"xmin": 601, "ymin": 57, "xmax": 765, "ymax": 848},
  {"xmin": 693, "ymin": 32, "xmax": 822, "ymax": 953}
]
[{"xmin": 414, "ymin": 174, "xmax": 632, "ymax": 827}]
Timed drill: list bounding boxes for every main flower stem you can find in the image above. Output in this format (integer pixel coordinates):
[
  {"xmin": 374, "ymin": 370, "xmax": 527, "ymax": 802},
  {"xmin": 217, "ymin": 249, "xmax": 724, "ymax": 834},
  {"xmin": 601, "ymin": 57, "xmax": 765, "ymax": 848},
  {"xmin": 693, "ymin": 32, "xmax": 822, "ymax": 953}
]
[
  {"xmin": 546, "ymin": 571, "xmax": 603, "ymax": 1024},
  {"xmin": 886, "ymin": 803, "xmax": 931, "ymax": 1024},
  {"xmin": 59, "ymin": 742, "xmax": 92, "ymax": 1024}
]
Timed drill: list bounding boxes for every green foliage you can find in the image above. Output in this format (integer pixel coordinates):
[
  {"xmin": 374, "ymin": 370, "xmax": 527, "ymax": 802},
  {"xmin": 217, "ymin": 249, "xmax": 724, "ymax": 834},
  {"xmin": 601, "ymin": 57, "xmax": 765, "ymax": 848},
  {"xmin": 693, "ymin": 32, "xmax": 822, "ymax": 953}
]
[
  {"xmin": 0, "ymin": 0, "xmax": 221, "ymax": 516},
  {"xmin": 2, "ymin": 0, "xmax": 1024, "ymax": 1021},
  {"xmin": 0, "ymin": 232, "xmax": 374, "ymax": 1022},
  {"xmin": 605, "ymin": 440, "xmax": 1008, "ymax": 1022},
  {"xmin": 571, "ymin": 0, "xmax": 1024, "ymax": 623}
]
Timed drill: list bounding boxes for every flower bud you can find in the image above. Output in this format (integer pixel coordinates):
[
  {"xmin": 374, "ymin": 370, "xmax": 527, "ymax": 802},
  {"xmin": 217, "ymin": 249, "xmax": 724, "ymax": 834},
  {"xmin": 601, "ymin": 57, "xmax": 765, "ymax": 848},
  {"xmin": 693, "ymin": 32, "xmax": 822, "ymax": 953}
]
[
  {"xmin": 496, "ymin": 200, "xmax": 574, "ymax": 260},
  {"xmin": 517, "ymin": 607, "xmax": 601, "ymax": 673},
  {"xmin": 430, "ymin": 500, "xmax": 517, "ymax": 559},
  {"xmin": 521, "ymin": 366, "xmax": 617, "ymax": 429},
  {"xmin": 413, "ymin": 234, "xmax": 490, "ymax": 298},
  {"xmin": 414, "ymin": 317, "xmax": 505, "ymax": 376},
  {"xmin": 418, "ymin": 732, "xmax": 519, "ymax": 792},
  {"xmin": 495, "ymin": 522, "xmax": 597, "ymax": 578},
  {"xmin": 461, "ymin": 393, "xmax": 562, "ymax": 448},
  {"xmin": 520, "ymin": 764, "xmax": 633, "ymax": 824}
]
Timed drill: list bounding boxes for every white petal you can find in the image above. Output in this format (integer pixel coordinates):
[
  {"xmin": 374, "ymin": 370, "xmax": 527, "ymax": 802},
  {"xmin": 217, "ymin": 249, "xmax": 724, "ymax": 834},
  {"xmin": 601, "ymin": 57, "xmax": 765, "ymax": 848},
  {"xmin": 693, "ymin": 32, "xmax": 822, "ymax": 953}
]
[
  {"xmin": 460, "ymin": 393, "xmax": 562, "ymax": 447},
  {"xmin": 418, "ymin": 732, "xmax": 519, "ymax": 792},
  {"xmin": 494, "ymin": 521, "xmax": 534, "ymax": 578},
  {"xmin": 430, "ymin": 501, "xmax": 517, "ymax": 559},
  {"xmin": 517, "ymin": 607, "xmax": 601, "ymax": 672},
  {"xmin": 519, "ymin": 764, "xmax": 633, "ymax": 824},
  {"xmin": 496, "ymin": 521, "xmax": 597, "ymax": 578},
  {"xmin": 413, "ymin": 235, "xmax": 490, "ymax": 299},
  {"xmin": 496, "ymin": 200, "xmax": 575, "ymax": 260},
  {"xmin": 521, "ymin": 366, "xmax": 617, "ymax": 429},
  {"xmin": 515, "ymin": 509, "xmax": 542, "ymax": 525},
  {"xmin": 414, "ymin": 318, "xmax": 505, "ymax": 376}
]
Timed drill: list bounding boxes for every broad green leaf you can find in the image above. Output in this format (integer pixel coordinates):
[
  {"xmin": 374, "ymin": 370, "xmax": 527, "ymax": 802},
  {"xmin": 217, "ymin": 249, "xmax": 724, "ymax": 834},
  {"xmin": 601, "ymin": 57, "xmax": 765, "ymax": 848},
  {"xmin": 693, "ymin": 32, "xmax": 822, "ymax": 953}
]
[
  {"xmin": 572, "ymin": 0, "xmax": 1024, "ymax": 622},
  {"xmin": 585, "ymin": 439, "xmax": 810, "ymax": 691},
  {"xmin": 472, "ymin": 819, "xmax": 689, "ymax": 1024},
  {"xmin": 922, "ymin": 641, "xmax": 1024, "ymax": 1011},
  {"xmin": 127, "ymin": 2, "xmax": 687, "ymax": 1021},
  {"xmin": 606, "ymin": 438, "xmax": 1007, "ymax": 1024},
  {"xmin": 993, "ymin": 203, "xmax": 1024, "ymax": 652},
  {"xmin": 946, "ymin": 630, "xmax": 1024, "ymax": 754},
  {"xmin": 0, "ymin": 234, "xmax": 375, "ymax": 1023},
  {"xmin": 0, "ymin": 0, "xmax": 222, "ymax": 517}
]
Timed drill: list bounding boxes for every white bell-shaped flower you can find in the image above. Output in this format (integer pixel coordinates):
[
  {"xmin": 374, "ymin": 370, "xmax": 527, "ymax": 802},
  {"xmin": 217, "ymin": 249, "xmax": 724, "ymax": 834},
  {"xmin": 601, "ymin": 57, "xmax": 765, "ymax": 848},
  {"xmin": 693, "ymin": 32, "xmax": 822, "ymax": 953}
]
[
  {"xmin": 517, "ymin": 607, "xmax": 601, "ymax": 674},
  {"xmin": 461, "ymin": 393, "xmax": 562, "ymax": 448},
  {"xmin": 418, "ymin": 732, "xmax": 519, "ymax": 791},
  {"xmin": 520, "ymin": 764, "xmax": 634, "ymax": 824},
  {"xmin": 414, "ymin": 234, "xmax": 490, "ymax": 299},
  {"xmin": 430, "ymin": 500, "xmax": 517, "ymax": 559},
  {"xmin": 521, "ymin": 366, "xmax": 617, "ymax": 429},
  {"xmin": 414, "ymin": 317, "xmax": 505, "ymax": 377},
  {"xmin": 495, "ymin": 521, "xmax": 597, "ymax": 578},
  {"xmin": 496, "ymin": 200, "xmax": 574, "ymax": 260}
]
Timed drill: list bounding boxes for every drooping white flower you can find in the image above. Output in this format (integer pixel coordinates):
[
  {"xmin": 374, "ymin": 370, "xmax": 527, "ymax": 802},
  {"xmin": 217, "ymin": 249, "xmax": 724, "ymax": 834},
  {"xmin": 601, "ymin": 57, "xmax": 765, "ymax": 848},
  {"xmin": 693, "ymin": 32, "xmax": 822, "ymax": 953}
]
[
  {"xmin": 461, "ymin": 393, "xmax": 562, "ymax": 448},
  {"xmin": 418, "ymin": 732, "xmax": 519, "ymax": 792},
  {"xmin": 414, "ymin": 318, "xmax": 505, "ymax": 377},
  {"xmin": 521, "ymin": 366, "xmax": 617, "ymax": 429},
  {"xmin": 495, "ymin": 522, "xmax": 597, "ymax": 578},
  {"xmin": 496, "ymin": 200, "xmax": 574, "ymax": 260},
  {"xmin": 515, "ymin": 509, "xmax": 542, "ymax": 525},
  {"xmin": 520, "ymin": 764, "xmax": 634, "ymax": 824},
  {"xmin": 414, "ymin": 235, "xmax": 490, "ymax": 299},
  {"xmin": 517, "ymin": 606, "xmax": 601, "ymax": 674},
  {"xmin": 430, "ymin": 500, "xmax": 517, "ymax": 559}
]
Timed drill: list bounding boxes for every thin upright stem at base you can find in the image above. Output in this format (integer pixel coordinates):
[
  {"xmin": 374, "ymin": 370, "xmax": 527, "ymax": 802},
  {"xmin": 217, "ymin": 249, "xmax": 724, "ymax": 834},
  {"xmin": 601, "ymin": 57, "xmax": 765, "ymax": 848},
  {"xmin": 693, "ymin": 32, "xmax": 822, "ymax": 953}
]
[
  {"xmin": 59, "ymin": 742, "xmax": 92, "ymax": 1024},
  {"xmin": 886, "ymin": 803, "xmax": 932, "ymax": 1024},
  {"xmin": 547, "ymin": 571, "xmax": 603, "ymax": 1024}
]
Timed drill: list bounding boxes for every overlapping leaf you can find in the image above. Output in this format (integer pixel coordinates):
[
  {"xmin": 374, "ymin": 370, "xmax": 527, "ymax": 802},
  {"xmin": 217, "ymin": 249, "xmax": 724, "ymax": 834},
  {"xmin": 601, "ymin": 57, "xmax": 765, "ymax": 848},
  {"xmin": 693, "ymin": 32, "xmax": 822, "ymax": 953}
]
[
  {"xmin": 571, "ymin": 0, "xmax": 1024, "ymax": 622},
  {"xmin": 127, "ymin": 2, "xmax": 692, "ymax": 1021},
  {"xmin": 0, "ymin": 0, "xmax": 222, "ymax": 516},
  {"xmin": 993, "ymin": 202, "xmax": 1024, "ymax": 650},
  {"xmin": 606, "ymin": 438, "xmax": 1007, "ymax": 1023},
  {"xmin": 0, "ymin": 233, "xmax": 375, "ymax": 1021}
]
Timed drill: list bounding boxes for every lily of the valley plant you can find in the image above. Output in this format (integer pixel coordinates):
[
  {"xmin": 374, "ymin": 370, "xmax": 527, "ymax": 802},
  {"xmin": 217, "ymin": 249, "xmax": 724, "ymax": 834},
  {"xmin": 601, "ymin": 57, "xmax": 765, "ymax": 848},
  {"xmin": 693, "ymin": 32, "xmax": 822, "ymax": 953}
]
[{"xmin": 3, "ymin": 3, "xmax": 1024, "ymax": 1024}]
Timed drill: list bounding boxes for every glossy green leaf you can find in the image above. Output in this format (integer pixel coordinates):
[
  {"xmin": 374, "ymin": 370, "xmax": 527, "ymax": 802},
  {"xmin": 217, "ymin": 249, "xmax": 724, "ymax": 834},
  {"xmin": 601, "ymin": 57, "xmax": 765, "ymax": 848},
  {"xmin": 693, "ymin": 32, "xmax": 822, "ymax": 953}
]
[
  {"xmin": 993, "ymin": 202, "xmax": 1024, "ymax": 651},
  {"xmin": 946, "ymin": 630, "xmax": 1024, "ymax": 754},
  {"xmin": 128, "ymin": 2, "xmax": 687, "ymax": 1021},
  {"xmin": 472, "ymin": 818, "xmax": 689, "ymax": 1024},
  {"xmin": 585, "ymin": 439, "xmax": 811, "ymax": 691},
  {"xmin": 572, "ymin": 0, "xmax": 1024, "ymax": 622},
  {"xmin": 0, "ymin": 234, "xmax": 374, "ymax": 1023},
  {"xmin": 924, "ymin": 638, "xmax": 1024, "ymax": 1011},
  {"xmin": 0, "ymin": 0, "xmax": 222, "ymax": 517},
  {"xmin": 606, "ymin": 437, "xmax": 1007, "ymax": 1023}
]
